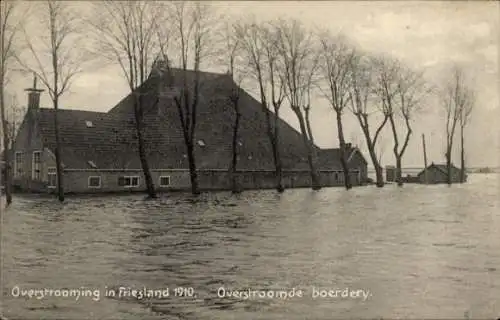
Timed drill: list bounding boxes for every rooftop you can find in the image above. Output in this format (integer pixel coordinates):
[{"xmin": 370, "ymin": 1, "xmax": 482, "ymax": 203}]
[{"xmin": 29, "ymin": 68, "xmax": 366, "ymax": 171}]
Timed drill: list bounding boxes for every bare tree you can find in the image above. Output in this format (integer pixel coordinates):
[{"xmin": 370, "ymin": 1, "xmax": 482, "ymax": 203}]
[
  {"xmin": 273, "ymin": 19, "xmax": 321, "ymax": 190},
  {"xmin": 0, "ymin": 93, "xmax": 25, "ymax": 203},
  {"xmin": 372, "ymin": 56, "xmax": 429, "ymax": 186},
  {"xmin": 4, "ymin": 94, "xmax": 25, "ymax": 149},
  {"xmin": 318, "ymin": 32, "xmax": 357, "ymax": 189},
  {"xmin": 348, "ymin": 53, "xmax": 389, "ymax": 187},
  {"xmin": 303, "ymin": 55, "xmax": 317, "ymax": 147},
  {"xmin": 0, "ymin": 0, "xmax": 23, "ymax": 206},
  {"xmin": 219, "ymin": 21, "xmax": 244, "ymax": 193},
  {"xmin": 88, "ymin": 0, "xmax": 180, "ymax": 198},
  {"xmin": 235, "ymin": 20, "xmax": 286, "ymax": 193},
  {"xmin": 458, "ymin": 79, "xmax": 474, "ymax": 183},
  {"xmin": 441, "ymin": 65, "xmax": 473, "ymax": 185},
  {"xmin": 168, "ymin": 1, "xmax": 219, "ymax": 195},
  {"xmin": 16, "ymin": 0, "xmax": 87, "ymax": 202}
]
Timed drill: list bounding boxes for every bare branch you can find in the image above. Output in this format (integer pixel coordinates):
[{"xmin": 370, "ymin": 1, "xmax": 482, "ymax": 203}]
[
  {"xmin": 16, "ymin": 1, "xmax": 88, "ymax": 101},
  {"xmin": 318, "ymin": 31, "xmax": 357, "ymax": 114}
]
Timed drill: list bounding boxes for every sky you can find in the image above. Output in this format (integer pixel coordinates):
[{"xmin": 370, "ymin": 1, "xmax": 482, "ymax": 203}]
[{"xmin": 6, "ymin": 1, "xmax": 499, "ymax": 168}]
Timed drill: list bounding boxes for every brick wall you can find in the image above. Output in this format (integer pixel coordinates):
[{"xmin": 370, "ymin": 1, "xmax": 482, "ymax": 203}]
[
  {"xmin": 61, "ymin": 170, "xmax": 192, "ymax": 193},
  {"xmin": 55, "ymin": 169, "xmax": 365, "ymax": 194}
]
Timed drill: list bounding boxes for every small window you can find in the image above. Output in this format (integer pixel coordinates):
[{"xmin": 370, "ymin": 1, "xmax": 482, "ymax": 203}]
[
  {"xmin": 47, "ymin": 167, "xmax": 57, "ymax": 188},
  {"xmin": 85, "ymin": 120, "xmax": 93, "ymax": 127},
  {"xmin": 131, "ymin": 176, "xmax": 139, "ymax": 186},
  {"xmin": 14, "ymin": 152, "xmax": 24, "ymax": 178},
  {"xmin": 118, "ymin": 176, "xmax": 140, "ymax": 187},
  {"xmin": 32, "ymin": 151, "xmax": 41, "ymax": 180},
  {"xmin": 88, "ymin": 176, "xmax": 101, "ymax": 188},
  {"xmin": 197, "ymin": 140, "xmax": 206, "ymax": 147},
  {"xmin": 159, "ymin": 176, "xmax": 171, "ymax": 187}
]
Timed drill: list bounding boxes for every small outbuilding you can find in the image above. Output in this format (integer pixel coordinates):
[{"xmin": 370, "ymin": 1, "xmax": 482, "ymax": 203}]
[{"xmin": 417, "ymin": 162, "xmax": 464, "ymax": 184}]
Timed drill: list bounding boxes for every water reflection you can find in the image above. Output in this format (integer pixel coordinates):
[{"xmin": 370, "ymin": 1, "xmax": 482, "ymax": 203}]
[{"xmin": 1, "ymin": 174, "xmax": 499, "ymax": 319}]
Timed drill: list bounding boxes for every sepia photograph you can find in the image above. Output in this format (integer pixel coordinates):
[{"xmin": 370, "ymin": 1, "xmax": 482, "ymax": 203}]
[{"xmin": 0, "ymin": 0, "xmax": 499, "ymax": 319}]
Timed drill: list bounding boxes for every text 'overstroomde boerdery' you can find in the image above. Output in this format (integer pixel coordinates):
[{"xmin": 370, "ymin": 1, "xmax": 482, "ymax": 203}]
[{"xmin": 217, "ymin": 287, "xmax": 371, "ymax": 301}]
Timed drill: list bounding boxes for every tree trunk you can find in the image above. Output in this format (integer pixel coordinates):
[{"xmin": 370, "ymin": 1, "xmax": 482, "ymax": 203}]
[
  {"xmin": 133, "ymin": 95, "xmax": 156, "ymax": 198},
  {"xmin": 356, "ymin": 116, "xmax": 385, "ymax": 188},
  {"xmin": 367, "ymin": 144, "xmax": 384, "ymax": 187},
  {"xmin": 446, "ymin": 148, "xmax": 452, "ymax": 185},
  {"xmin": 336, "ymin": 112, "xmax": 352, "ymax": 190},
  {"xmin": 231, "ymin": 106, "xmax": 241, "ymax": 194},
  {"xmin": 293, "ymin": 107, "xmax": 321, "ymax": 190},
  {"xmin": 388, "ymin": 115, "xmax": 403, "ymax": 187},
  {"xmin": 264, "ymin": 106, "xmax": 284, "ymax": 193},
  {"xmin": 396, "ymin": 156, "xmax": 403, "ymax": 186},
  {"xmin": 272, "ymin": 110, "xmax": 284, "ymax": 193},
  {"xmin": 305, "ymin": 107, "xmax": 314, "ymax": 145},
  {"xmin": 53, "ymin": 98, "xmax": 64, "ymax": 202},
  {"xmin": 0, "ymin": 84, "xmax": 12, "ymax": 206},
  {"xmin": 175, "ymin": 95, "xmax": 200, "ymax": 195},
  {"xmin": 2, "ymin": 153, "xmax": 12, "ymax": 206},
  {"xmin": 186, "ymin": 140, "xmax": 200, "ymax": 195},
  {"xmin": 460, "ymin": 124, "xmax": 466, "ymax": 183},
  {"xmin": 270, "ymin": 135, "xmax": 284, "ymax": 193}
]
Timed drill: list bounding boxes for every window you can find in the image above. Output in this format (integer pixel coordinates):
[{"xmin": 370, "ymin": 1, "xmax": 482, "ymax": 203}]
[
  {"xmin": 88, "ymin": 176, "xmax": 101, "ymax": 188},
  {"xmin": 159, "ymin": 176, "xmax": 171, "ymax": 187},
  {"xmin": 118, "ymin": 176, "xmax": 140, "ymax": 187},
  {"xmin": 47, "ymin": 167, "xmax": 57, "ymax": 188},
  {"xmin": 32, "ymin": 151, "xmax": 41, "ymax": 180},
  {"xmin": 14, "ymin": 152, "xmax": 24, "ymax": 178},
  {"xmin": 334, "ymin": 171, "xmax": 344, "ymax": 183}
]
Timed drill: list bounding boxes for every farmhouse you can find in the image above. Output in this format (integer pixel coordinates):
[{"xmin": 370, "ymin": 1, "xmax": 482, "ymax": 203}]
[
  {"xmin": 11, "ymin": 66, "xmax": 368, "ymax": 194},
  {"xmin": 417, "ymin": 162, "xmax": 464, "ymax": 184}
]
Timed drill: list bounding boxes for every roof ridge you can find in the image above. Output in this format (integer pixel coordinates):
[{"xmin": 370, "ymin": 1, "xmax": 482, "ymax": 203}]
[
  {"xmin": 165, "ymin": 67, "xmax": 226, "ymax": 77},
  {"xmin": 39, "ymin": 108, "xmax": 108, "ymax": 114}
]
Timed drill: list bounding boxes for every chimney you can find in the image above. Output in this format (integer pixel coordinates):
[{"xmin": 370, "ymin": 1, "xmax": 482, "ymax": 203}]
[
  {"xmin": 25, "ymin": 73, "xmax": 44, "ymax": 112},
  {"xmin": 151, "ymin": 56, "xmax": 171, "ymax": 78}
]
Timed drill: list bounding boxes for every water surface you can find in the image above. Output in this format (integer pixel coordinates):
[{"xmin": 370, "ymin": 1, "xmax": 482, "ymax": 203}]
[{"xmin": 1, "ymin": 174, "xmax": 499, "ymax": 319}]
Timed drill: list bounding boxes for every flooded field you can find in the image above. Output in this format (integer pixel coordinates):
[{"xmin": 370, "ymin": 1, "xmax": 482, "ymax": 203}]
[{"xmin": 1, "ymin": 174, "xmax": 499, "ymax": 319}]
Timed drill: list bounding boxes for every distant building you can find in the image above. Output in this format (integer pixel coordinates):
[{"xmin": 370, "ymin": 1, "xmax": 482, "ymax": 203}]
[
  {"xmin": 417, "ymin": 162, "xmax": 464, "ymax": 184},
  {"xmin": 11, "ymin": 68, "xmax": 369, "ymax": 194}
]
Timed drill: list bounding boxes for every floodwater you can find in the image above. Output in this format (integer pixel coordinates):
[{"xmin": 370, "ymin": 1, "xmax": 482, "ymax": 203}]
[{"xmin": 1, "ymin": 174, "xmax": 499, "ymax": 320}]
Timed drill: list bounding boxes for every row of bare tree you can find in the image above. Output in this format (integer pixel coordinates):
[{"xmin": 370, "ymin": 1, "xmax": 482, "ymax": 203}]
[{"xmin": 1, "ymin": 1, "xmax": 475, "ymax": 206}]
